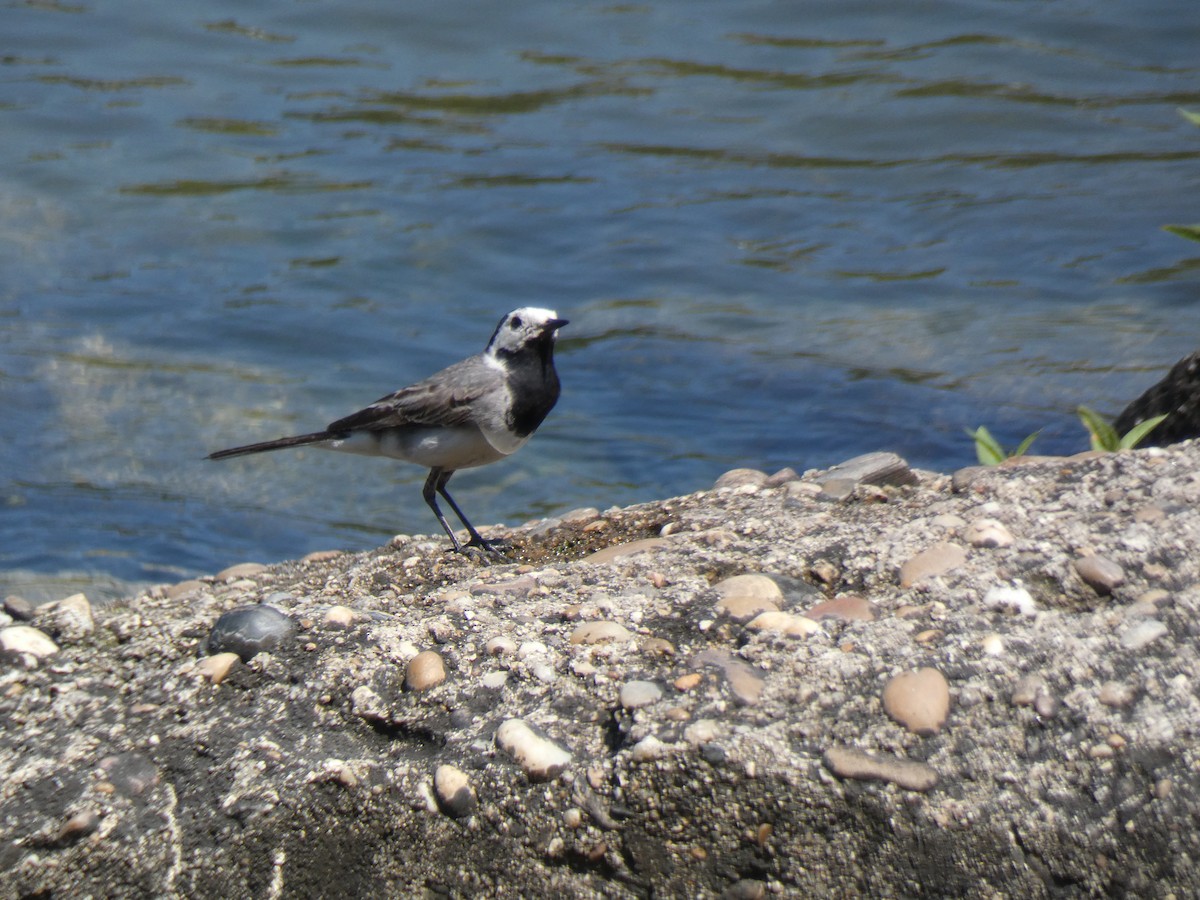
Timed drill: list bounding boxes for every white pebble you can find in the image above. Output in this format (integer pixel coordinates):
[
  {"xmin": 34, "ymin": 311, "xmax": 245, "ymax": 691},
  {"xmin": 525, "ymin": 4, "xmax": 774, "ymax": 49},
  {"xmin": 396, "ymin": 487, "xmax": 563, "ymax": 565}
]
[
  {"xmin": 1120, "ymin": 619, "xmax": 1168, "ymax": 650},
  {"xmin": 481, "ymin": 672, "xmax": 509, "ymax": 690},
  {"xmin": 983, "ymin": 584, "xmax": 1036, "ymax": 617},
  {"xmin": 619, "ymin": 680, "xmax": 663, "ymax": 709},
  {"xmin": 631, "ymin": 735, "xmax": 669, "ymax": 762},
  {"xmin": 495, "ymin": 719, "xmax": 572, "ymax": 780}
]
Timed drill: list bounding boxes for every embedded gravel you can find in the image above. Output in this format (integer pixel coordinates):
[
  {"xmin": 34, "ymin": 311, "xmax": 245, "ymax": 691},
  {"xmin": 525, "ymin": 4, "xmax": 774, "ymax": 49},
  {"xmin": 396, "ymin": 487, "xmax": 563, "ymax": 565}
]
[{"xmin": 5, "ymin": 443, "xmax": 1200, "ymax": 897}]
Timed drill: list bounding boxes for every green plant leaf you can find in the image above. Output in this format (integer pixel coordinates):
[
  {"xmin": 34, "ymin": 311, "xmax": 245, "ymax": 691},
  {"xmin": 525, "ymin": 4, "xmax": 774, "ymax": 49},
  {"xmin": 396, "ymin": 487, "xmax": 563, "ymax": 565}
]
[
  {"xmin": 1164, "ymin": 224, "xmax": 1200, "ymax": 243},
  {"xmin": 966, "ymin": 425, "xmax": 1005, "ymax": 466},
  {"xmin": 1012, "ymin": 429, "xmax": 1041, "ymax": 458},
  {"xmin": 1180, "ymin": 108, "xmax": 1200, "ymax": 126},
  {"xmin": 1077, "ymin": 405, "xmax": 1119, "ymax": 452},
  {"xmin": 1118, "ymin": 413, "xmax": 1169, "ymax": 450}
]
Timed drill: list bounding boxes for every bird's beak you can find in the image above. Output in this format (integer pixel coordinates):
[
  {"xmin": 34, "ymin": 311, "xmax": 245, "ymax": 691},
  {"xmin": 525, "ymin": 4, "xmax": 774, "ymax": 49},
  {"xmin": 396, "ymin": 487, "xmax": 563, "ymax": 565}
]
[{"xmin": 545, "ymin": 318, "xmax": 569, "ymax": 332}]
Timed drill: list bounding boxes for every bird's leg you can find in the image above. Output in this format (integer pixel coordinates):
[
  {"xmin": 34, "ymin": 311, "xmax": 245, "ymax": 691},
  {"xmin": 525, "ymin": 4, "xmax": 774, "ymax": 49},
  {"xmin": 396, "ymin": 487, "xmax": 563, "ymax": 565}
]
[
  {"xmin": 434, "ymin": 469, "xmax": 506, "ymax": 555},
  {"xmin": 422, "ymin": 468, "xmax": 465, "ymax": 553}
]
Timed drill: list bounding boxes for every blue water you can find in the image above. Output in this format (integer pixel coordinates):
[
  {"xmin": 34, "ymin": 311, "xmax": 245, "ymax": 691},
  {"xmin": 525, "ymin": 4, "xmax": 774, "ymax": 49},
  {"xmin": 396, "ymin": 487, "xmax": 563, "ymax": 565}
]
[{"xmin": 2, "ymin": 0, "xmax": 1198, "ymax": 602}]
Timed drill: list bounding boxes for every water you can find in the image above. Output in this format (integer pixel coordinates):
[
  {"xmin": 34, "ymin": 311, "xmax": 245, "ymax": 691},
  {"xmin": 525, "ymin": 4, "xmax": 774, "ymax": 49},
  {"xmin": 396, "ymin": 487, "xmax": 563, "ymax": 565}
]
[{"xmin": 2, "ymin": 0, "xmax": 1198, "ymax": 603}]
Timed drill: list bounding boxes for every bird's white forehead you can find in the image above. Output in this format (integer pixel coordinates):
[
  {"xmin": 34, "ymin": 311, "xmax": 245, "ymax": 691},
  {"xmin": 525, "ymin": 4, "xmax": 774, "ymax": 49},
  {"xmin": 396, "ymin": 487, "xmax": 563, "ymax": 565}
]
[{"xmin": 506, "ymin": 306, "xmax": 559, "ymax": 323}]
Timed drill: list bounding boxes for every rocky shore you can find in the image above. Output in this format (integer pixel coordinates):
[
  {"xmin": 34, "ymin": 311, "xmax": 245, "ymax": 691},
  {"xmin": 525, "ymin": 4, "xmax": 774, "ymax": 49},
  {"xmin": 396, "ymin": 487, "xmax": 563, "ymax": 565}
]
[{"xmin": 4, "ymin": 443, "xmax": 1200, "ymax": 897}]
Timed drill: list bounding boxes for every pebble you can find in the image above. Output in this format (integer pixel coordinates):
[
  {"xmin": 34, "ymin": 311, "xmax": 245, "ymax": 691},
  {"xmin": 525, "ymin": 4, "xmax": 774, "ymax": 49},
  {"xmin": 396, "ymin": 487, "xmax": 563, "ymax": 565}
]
[
  {"xmin": 495, "ymin": 719, "xmax": 572, "ymax": 781},
  {"xmin": 1120, "ymin": 618, "xmax": 1167, "ymax": 650},
  {"xmin": 713, "ymin": 574, "xmax": 782, "ymax": 622},
  {"xmin": 481, "ymin": 672, "xmax": 509, "ymax": 690},
  {"xmin": 823, "ymin": 745, "xmax": 939, "ymax": 792},
  {"xmin": 640, "ymin": 637, "xmax": 675, "ymax": 656},
  {"xmin": 746, "ymin": 611, "xmax": 821, "ymax": 638},
  {"xmin": 674, "ymin": 673, "xmax": 702, "ymax": 692},
  {"xmin": 486, "ymin": 636, "xmax": 518, "ymax": 656},
  {"xmin": 433, "ymin": 764, "xmax": 478, "ymax": 818},
  {"xmin": 631, "ymin": 735, "xmax": 669, "ymax": 762},
  {"xmin": 619, "ymin": 680, "xmax": 663, "ymax": 709},
  {"xmin": 165, "ymin": 580, "xmax": 206, "ymax": 601},
  {"xmin": 882, "ymin": 667, "xmax": 951, "ymax": 735},
  {"xmin": 216, "ymin": 562, "xmax": 268, "ymax": 581},
  {"xmin": 964, "ymin": 518, "xmax": 1014, "ymax": 548},
  {"xmin": 822, "ymin": 451, "xmax": 918, "ymax": 487},
  {"xmin": 683, "ymin": 719, "xmax": 722, "ymax": 746},
  {"xmin": 38, "ymin": 593, "xmax": 94, "ymax": 641},
  {"xmin": 583, "ymin": 538, "xmax": 668, "ymax": 564},
  {"xmin": 979, "ymin": 633, "xmax": 1005, "ymax": 656},
  {"xmin": 323, "ymin": 605, "xmax": 358, "ymax": 629},
  {"xmin": 817, "ymin": 478, "xmax": 856, "ymax": 502},
  {"xmin": 570, "ymin": 621, "xmax": 634, "ymax": 645},
  {"xmin": 1099, "ymin": 681, "xmax": 1136, "ymax": 707},
  {"xmin": 206, "ymin": 605, "xmax": 296, "ymax": 661},
  {"xmin": 0, "ymin": 625, "xmax": 60, "ymax": 660},
  {"xmin": 692, "ymin": 649, "xmax": 764, "ymax": 706},
  {"xmin": 350, "ymin": 685, "xmax": 387, "ymax": 721},
  {"xmin": 764, "ymin": 467, "xmax": 800, "ymax": 487},
  {"xmin": 3, "ymin": 595, "xmax": 35, "ymax": 621},
  {"xmin": 899, "ymin": 542, "xmax": 967, "ymax": 587},
  {"xmin": 983, "ymin": 584, "xmax": 1037, "ymax": 617},
  {"xmin": 714, "ymin": 468, "xmax": 768, "ymax": 489},
  {"xmin": 518, "ymin": 641, "xmax": 549, "ymax": 658},
  {"xmin": 406, "ymin": 650, "xmax": 447, "ymax": 692},
  {"xmin": 470, "ymin": 576, "xmax": 537, "ymax": 598},
  {"xmin": 302, "ymin": 549, "xmax": 343, "ymax": 563},
  {"xmin": 1074, "ymin": 555, "xmax": 1125, "ymax": 595},
  {"xmin": 195, "ymin": 652, "xmax": 240, "ymax": 685},
  {"xmin": 803, "ymin": 595, "xmax": 878, "ymax": 622}
]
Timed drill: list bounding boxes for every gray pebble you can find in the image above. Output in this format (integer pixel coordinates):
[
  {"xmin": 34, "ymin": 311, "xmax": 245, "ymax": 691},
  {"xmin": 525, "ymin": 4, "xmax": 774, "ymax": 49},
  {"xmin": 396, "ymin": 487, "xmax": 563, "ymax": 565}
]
[
  {"xmin": 207, "ymin": 605, "xmax": 296, "ymax": 661},
  {"xmin": 3, "ymin": 595, "xmax": 35, "ymax": 622},
  {"xmin": 619, "ymin": 680, "xmax": 663, "ymax": 709},
  {"xmin": 1074, "ymin": 555, "xmax": 1125, "ymax": 594}
]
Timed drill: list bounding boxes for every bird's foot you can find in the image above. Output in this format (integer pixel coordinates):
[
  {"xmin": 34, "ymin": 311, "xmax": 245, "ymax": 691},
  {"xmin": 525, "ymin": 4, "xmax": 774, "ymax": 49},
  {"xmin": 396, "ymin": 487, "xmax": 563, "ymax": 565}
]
[{"xmin": 453, "ymin": 534, "xmax": 513, "ymax": 560}]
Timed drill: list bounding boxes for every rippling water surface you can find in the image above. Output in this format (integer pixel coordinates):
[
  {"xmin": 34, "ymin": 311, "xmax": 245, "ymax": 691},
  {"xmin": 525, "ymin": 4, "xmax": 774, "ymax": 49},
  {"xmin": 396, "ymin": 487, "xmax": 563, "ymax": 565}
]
[{"xmin": 2, "ymin": 0, "xmax": 1198, "ymax": 601}]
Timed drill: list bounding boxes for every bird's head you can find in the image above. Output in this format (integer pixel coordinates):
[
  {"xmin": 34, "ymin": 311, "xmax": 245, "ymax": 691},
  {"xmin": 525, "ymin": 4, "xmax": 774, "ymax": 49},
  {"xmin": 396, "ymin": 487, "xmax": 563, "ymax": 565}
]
[{"xmin": 486, "ymin": 307, "xmax": 568, "ymax": 359}]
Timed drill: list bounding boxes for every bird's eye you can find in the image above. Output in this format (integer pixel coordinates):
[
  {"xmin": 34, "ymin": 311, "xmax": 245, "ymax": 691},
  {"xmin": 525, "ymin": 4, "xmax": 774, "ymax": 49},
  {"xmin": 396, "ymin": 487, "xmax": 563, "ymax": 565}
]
[{"xmin": 510, "ymin": 316, "xmax": 523, "ymax": 329}]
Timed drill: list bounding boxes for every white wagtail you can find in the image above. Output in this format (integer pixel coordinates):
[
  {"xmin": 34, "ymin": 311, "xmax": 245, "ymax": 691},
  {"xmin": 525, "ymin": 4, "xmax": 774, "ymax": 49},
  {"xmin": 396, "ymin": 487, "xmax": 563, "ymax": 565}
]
[{"xmin": 209, "ymin": 307, "xmax": 568, "ymax": 554}]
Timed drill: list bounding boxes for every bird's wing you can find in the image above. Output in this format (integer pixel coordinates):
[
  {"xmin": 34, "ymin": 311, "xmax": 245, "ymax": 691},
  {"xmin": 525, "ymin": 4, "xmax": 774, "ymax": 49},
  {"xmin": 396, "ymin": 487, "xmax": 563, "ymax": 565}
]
[{"xmin": 326, "ymin": 355, "xmax": 501, "ymax": 433}]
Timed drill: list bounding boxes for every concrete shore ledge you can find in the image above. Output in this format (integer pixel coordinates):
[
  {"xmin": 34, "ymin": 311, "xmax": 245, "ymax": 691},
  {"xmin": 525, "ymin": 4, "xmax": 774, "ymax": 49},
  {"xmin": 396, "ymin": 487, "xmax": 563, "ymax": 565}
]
[{"xmin": 4, "ymin": 443, "xmax": 1200, "ymax": 897}]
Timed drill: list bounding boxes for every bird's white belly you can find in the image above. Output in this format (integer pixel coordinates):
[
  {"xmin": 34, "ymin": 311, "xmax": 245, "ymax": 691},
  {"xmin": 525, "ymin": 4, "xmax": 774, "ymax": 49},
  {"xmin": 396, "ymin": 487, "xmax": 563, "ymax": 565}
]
[{"xmin": 326, "ymin": 425, "xmax": 517, "ymax": 470}]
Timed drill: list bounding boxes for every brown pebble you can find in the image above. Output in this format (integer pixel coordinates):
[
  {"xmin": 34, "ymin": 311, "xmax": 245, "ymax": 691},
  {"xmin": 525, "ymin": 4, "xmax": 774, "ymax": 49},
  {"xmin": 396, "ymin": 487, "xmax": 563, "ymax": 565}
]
[
  {"xmin": 882, "ymin": 667, "xmax": 950, "ymax": 735},
  {"xmin": 640, "ymin": 637, "xmax": 675, "ymax": 656},
  {"xmin": 1074, "ymin": 555, "xmax": 1125, "ymax": 594},
  {"xmin": 692, "ymin": 649, "xmax": 764, "ymax": 706},
  {"xmin": 583, "ymin": 538, "xmax": 667, "ymax": 564},
  {"xmin": 804, "ymin": 594, "xmax": 878, "ymax": 622},
  {"xmin": 216, "ymin": 562, "xmax": 267, "ymax": 581},
  {"xmin": 746, "ymin": 611, "xmax": 820, "ymax": 638},
  {"xmin": 964, "ymin": 518, "xmax": 1014, "ymax": 548},
  {"xmin": 674, "ymin": 673, "xmax": 702, "ymax": 691},
  {"xmin": 433, "ymin": 764, "xmax": 478, "ymax": 818},
  {"xmin": 714, "ymin": 468, "xmax": 768, "ymax": 489},
  {"xmin": 1099, "ymin": 681, "xmax": 1135, "ymax": 707},
  {"xmin": 195, "ymin": 652, "xmax": 240, "ymax": 685},
  {"xmin": 570, "ymin": 621, "xmax": 634, "ymax": 644},
  {"xmin": 899, "ymin": 542, "xmax": 967, "ymax": 587},
  {"xmin": 713, "ymin": 574, "xmax": 783, "ymax": 622},
  {"xmin": 405, "ymin": 650, "xmax": 446, "ymax": 692},
  {"xmin": 302, "ymin": 549, "xmax": 343, "ymax": 563},
  {"xmin": 823, "ymin": 745, "xmax": 938, "ymax": 792},
  {"xmin": 914, "ymin": 629, "xmax": 943, "ymax": 644}
]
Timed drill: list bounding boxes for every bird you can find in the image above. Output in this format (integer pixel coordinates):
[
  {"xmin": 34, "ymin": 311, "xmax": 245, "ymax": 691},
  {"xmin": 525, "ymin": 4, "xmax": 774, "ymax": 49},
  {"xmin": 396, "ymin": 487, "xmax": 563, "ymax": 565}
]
[{"xmin": 208, "ymin": 307, "xmax": 568, "ymax": 554}]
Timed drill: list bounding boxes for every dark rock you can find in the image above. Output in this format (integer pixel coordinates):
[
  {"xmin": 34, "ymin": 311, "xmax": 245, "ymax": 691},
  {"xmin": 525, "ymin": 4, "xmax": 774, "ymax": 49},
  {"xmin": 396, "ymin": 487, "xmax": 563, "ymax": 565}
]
[
  {"xmin": 206, "ymin": 604, "xmax": 296, "ymax": 661},
  {"xmin": 1113, "ymin": 352, "xmax": 1200, "ymax": 446}
]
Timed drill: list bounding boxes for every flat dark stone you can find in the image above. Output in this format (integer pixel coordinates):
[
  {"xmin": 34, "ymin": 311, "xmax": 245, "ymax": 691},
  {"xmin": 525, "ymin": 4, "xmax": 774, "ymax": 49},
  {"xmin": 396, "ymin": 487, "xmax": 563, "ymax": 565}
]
[{"xmin": 207, "ymin": 605, "xmax": 296, "ymax": 661}]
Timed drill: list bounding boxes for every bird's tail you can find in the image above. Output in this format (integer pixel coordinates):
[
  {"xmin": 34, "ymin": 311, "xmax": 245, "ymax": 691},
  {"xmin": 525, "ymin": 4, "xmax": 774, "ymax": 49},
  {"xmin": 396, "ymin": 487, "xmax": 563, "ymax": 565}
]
[{"xmin": 207, "ymin": 431, "xmax": 334, "ymax": 460}]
